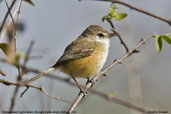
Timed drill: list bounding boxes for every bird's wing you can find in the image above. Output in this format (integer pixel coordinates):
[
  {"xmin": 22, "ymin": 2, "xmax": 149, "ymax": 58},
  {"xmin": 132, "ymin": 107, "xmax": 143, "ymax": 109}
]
[{"xmin": 53, "ymin": 39, "xmax": 96, "ymax": 67}]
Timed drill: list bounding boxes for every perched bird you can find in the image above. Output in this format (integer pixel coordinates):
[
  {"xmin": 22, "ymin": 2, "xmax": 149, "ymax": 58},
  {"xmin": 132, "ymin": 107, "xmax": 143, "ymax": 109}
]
[{"xmin": 22, "ymin": 25, "xmax": 115, "ymax": 93}]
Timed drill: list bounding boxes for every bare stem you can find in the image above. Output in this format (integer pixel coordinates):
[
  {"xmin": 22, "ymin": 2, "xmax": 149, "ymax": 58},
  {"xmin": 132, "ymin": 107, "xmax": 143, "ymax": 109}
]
[
  {"xmin": 0, "ymin": 0, "xmax": 21, "ymax": 42},
  {"xmin": 106, "ymin": 18, "xmax": 129, "ymax": 53},
  {"xmin": 66, "ymin": 33, "xmax": 156, "ymax": 114},
  {"xmin": 0, "ymin": 0, "xmax": 17, "ymax": 34},
  {"xmin": 92, "ymin": 0, "xmax": 171, "ymax": 25},
  {"xmin": 0, "ymin": 79, "xmax": 70, "ymax": 103},
  {"xmin": 5, "ymin": 0, "xmax": 16, "ymax": 27}
]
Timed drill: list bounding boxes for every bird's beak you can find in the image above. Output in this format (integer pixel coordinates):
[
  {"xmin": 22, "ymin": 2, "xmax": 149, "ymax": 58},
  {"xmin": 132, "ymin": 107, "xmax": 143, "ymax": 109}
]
[{"xmin": 109, "ymin": 33, "xmax": 117, "ymax": 38}]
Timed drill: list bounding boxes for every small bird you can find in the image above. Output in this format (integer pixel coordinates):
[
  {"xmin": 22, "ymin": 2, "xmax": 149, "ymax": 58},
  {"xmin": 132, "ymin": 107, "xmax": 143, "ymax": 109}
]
[{"xmin": 22, "ymin": 25, "xmax": 115, "ymax": 93}]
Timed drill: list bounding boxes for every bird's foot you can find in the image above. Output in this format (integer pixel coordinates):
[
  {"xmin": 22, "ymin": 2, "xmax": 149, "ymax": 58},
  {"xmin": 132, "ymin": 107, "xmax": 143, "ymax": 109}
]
[
  {"xmin": 86, "ymin": 78, "xmax": 94, "ymax": 88},
  {"xmin": 78, "ymin": 88, "xmax": 87, "ymax": 98}
]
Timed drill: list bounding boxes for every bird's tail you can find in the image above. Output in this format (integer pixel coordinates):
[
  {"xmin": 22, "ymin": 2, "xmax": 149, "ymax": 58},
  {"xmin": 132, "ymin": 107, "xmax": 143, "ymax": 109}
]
[{"xmin": 21, "ymin": 67, "xmax": 56, "ymax": 84}]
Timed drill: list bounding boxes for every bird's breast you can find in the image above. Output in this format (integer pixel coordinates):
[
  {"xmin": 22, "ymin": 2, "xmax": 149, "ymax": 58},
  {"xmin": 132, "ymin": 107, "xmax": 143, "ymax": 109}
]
[{"xmin": 59, "ymin": 41, "xmax": 109, "ymax": 78}]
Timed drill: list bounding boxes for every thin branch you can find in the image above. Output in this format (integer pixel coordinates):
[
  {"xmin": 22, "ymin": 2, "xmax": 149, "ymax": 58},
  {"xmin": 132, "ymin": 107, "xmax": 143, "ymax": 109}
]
[
  {"xmin": 0, "ymin": 0, "xmax": 17, "ymax": 34},
  {"xmin": 1, "ymin": 33, "xmax": 171, "ymax": 113},
  {"xmin": 0, "ymin": 57, "xmax": 150, "ymax": 113},
  {"xmin": 0, "ymin": 68, "xmax": 6, "ymax": 76},
  {"xmin": 41, "ymin": 87, "xmax": 70, "ymax": 103},
  {"xmin": 90, "ymin": 89, "xmax": 148, "ymax": 113},
  {"xmin": 8, "ymin": 1, "xmax": 23, "ymax": 111},
  {"xmin": 9, "ymin": 67, "xmax": 22, "ymax": 112},
  {"xmin": 16, "ymin": 41, "xmax": 35, "ymax": 97},
  {"xmin": 9, "ymin": 81, "xmax": 19, "ymax": 112},
  {"xmin": 0, "ymin": 79, "xmax": 70, "ymax": 103},
  {"xmin": 106, "ymin": 18, "xmax": 129, "ymax": 52},
  {"xmin": 12, "ymin": 41, "xmax": 34, "ymax": 104},
  {"xmin": 0, "ymin": 0, "xmax": 20, "ymax": 42},
  {"xmin": 14, "ymin": 0, "xmax": 23, "ymax": 52},
  {"xmin": 20, "ymin": 86, "xmax": 29, "ymax": 97},
  {"xmin": 19, "ymin": 40, "xmax": 35, "ymax": 80},
  {"xmin": 92, "ymin": 0, "xmax": 171, "ymax": 25},
  {"xmin": 66, "ymin": 33, "xmax": 157, "ymax": 114},
  {"xmin": 5, "ymin": 0, "xmax": 16, "ymax": 27},
  {"xmin": 48, "ymin": 74, "xmax": 149, "ymax": 113},
  {"xmin": 23, "ymin": 41, "xmax": 34, "ymax": 67}
]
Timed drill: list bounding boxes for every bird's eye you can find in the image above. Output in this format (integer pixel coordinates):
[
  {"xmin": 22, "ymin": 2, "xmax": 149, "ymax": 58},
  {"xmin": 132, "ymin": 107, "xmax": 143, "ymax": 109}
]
[{"xmin": 97, "ymin": 33, "xmax": 104, "ymax": 38}]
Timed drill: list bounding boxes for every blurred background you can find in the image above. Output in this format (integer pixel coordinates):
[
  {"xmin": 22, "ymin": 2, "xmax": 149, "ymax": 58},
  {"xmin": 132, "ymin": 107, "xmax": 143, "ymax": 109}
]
[{"xmin": 0, "ymin": 0, "xmax": 171, "ymax": 114}]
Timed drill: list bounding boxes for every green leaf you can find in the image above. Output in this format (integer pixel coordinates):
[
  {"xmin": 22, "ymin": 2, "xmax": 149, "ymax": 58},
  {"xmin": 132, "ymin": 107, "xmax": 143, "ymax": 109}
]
[
  {"xmin": 110, "ymin": 4, "xmax": 118, "ymax": 11},
  {"xmin": 110, "ymin": 11, "xmax": 117, "ymax": 18},
  {"xmin": 155, "ymin": 35, "xmax": 163, "ymax": 53},
  {"xmin": 110, "ymin": 5, "xmax": 117, "ymax": 18},
  {"xmin": 102, "ymin": 15, "xmax": 108, "ymax": 22},
  {"xmin": 0, "ymin": 43, "xmax": 8, "ymax": 55},
  {"xmin": 114, "ymin": 13, "xmax": 128, "ymax": 20},
  {"xmin": 24, "ymin": 0, "xmax": 35, "ymax": 6},
  {"xmin": 102, "ymin": 4, "xmax": 127, "ymax": 22},
  {"xmin": 161, "ymin": 35, "xmax": 171, "ymax": 44}
]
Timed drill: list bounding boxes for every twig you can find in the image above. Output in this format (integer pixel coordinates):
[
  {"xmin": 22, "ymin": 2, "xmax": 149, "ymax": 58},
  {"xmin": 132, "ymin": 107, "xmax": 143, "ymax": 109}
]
[
  {"xmin": 0, "ymin": 68, "xmax": 6, "ymax": 76},
  {"xmin": 106, "ymin": 18, "xmax": 129, "ymax": 52},
  {"xmin": 23, "ymin": 41, "xmax": 34, "ymax": 67},
  {"xmin": 0, "ymin": 57, "xmax": 150, "ymax": 113},
  {"xmin": 5, "ymin": 0, "xmax": 16, "ymax": 27},
  {"xmin": 9, "ymin": 67, "xmax": 21, "ymax": 112},
  {"xmin": 9, "ymin": 82, "xmax": 19, "ymax": 112},
  {"xmin": 90, "ymin": 89, "xmax": 148, "ymax": 113},
  {"xmin": 93, "ymin": 0, "xmax": 171, "ymax": 25},
  {"xmin": 41, "ymin": 87, "xmax": 70, "ymax": 103},
  {"xmin": 14, "ymin": 0, "xmax": 23, "ymax": 52},
  {"xmin": 66, "ymin": 33, "xmax": 157, "ymax": 114},
  {"xmin": 20, "ymin": 86, "xmax": 29, "ymax": 97},
  {"xmin": 0, "ymin": 66, "xmax": 149, "ymax": 113},
  {"xmin": 0, "ymin": 0, "xmax": 17, "ymax": 34},
  {"xmin": 0, "ymin": 79, "xmax": 70, "ymax": 103},
  {"xmin": 17, "ymin": 41, "xmax": 34, "ymax": 97},
  {"xmin": 48, "ymin": 74, "xmax": 149, "ymax": 113},
  {"xmin": 0, "ymin": 0, "xmax": 21, "ymax": 42},
  {"xmin": 2, "ymin": 33, "xmax": 171, "ymax": 113},
  {"xmin": 1, "ymin": 33, "xmax": 171, "ymax": 113},
  {"xmin": 8, "ymin": 1, "xmax": 23, "ymax": 111}
]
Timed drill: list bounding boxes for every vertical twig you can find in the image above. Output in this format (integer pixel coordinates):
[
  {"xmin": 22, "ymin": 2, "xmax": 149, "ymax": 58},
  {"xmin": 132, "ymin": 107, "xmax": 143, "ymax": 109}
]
[
  {"xmin": 0, "ymin": 0, "xmax": 21, "ymax": 43},
  {"xmin": 9, "ymin": 40, "xmax": 34, "ymax": 112},
  {"xmin": 5, "ymin": 0, "xmax": 16, "ymax": 27},
  {"xmin": 5, "ymin": 0, "xmax": 17, "ymax": 53},
  {"xmin": 106, "ymin": 18, "xmax": 129, "ymax": 53},
  {"xmin": 8, "ymin": 1, "xmax": 24, "ymax": 111},
  {"xmin": 14, "ymin": 0, "xmax": 23, "ymax": 52},
  {"xmin": 0, "ymin": 0, "xmax": 17, "ymax": 34},
  {"xmin": 23, "ymin": 41, "xmax": 34, "ymax": 67}
]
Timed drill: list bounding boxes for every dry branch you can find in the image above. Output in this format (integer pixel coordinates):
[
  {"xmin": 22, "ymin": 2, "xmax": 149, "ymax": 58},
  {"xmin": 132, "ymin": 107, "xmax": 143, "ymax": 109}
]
[
  {"xmin": 0, "ymin": 79, "xmax": 70, "ymax": 103},
  {"xmin": 0, "ymin": 0, "xmax": 17, "ymax": 34},
  {"xmin": 0, "ymin": 57, "xmax": 150, "ymax": 113},
  {"xmin": 92, "ymin": 0, "xmax": 171, "ymax": 25},
  {"xmin": 66, "ymin": 33, "xmax": 157, "ymax": 114}
]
